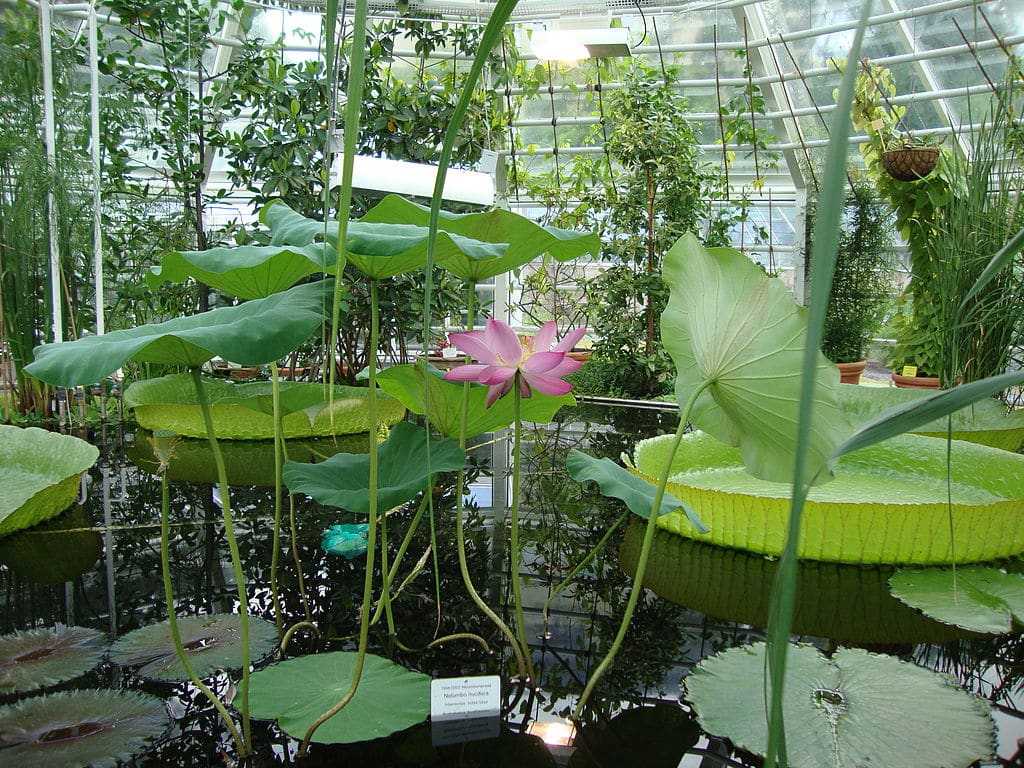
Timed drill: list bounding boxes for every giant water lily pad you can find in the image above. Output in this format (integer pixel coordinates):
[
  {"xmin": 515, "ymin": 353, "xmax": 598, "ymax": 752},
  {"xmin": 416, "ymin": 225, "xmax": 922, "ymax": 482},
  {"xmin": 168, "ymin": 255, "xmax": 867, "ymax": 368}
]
[
  {"xmin": 0, "ymin": 689, "xmax": 166, "ymax": 768},
  {"xmin": 890, "ymin": 566, "xmax": 1024, "ymax": 634},
  {"xmin": 685, "ymin": 643, "xmax": 994, "ymax": 768},
  {"xmin": 377, "ymin": 361, "xmax": 575, "ymax": 439},
  {"xmin": 619, "ymin": 522, "xmax": 971, "ymax": 643},
  {"xmin": 109, "ymin": 613, "xmax": 278, "ymax": 681},
  {"xmin": 124, "ymin": 374, "xmax": 404, "ymax": 439},
  {"xmin": 284, "ymin": 421, "xmax": 465, "ymax": 514},
  {"xmin": 661, "ymin": 233, "xmax": 850, "ymax": 486},
  {"xmin": 839, "ymin": 385, "xmax": 1024, "ymax": 452},
  {"xmin": 0, "ymin": 626, "xmax": 105, "ymax": 694},
  {"xmin": 245, "ymin": 652, "xmax": 430, "ymax": 743},
  {"xmin": 128, "ymin": 430, "xmax": 370, "ymax": 486},
  {"xmin": 0, "ymin": 427, "xmax": 98, "ymax": 537},
  {"xmin": 633, "ymin": 430, "xmax": 1024, "ymax": 564}
]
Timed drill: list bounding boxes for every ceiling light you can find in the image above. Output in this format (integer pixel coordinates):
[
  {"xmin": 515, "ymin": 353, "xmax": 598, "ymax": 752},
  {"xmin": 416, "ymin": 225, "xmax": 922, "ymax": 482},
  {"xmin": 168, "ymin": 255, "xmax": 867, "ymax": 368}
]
[
  {"xmin": 526, "ymin": 719, "xmax": 577, "ymax": 746},
  {"xmin": 331, "ymin": 155, "xmax": 495, "ymax": 206},
  {"xmin": 531, "ymin": 27, "xmax": 631, "ymax": 60}
]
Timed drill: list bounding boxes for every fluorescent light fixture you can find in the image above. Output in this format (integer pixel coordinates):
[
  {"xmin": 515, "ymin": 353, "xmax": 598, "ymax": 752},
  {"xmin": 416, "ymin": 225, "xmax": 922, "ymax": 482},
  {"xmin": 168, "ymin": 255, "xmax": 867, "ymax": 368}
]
[
  {"xmin": 531, "ymin": 27, "xmax": 630, "ymax": 61},
  {"xmin": 526, "ymin": 719, "xmax": 577, "ymax": 746},
  {"xmin": 330, "ymin": 155, "xmax": 495, "ymax": 206}
]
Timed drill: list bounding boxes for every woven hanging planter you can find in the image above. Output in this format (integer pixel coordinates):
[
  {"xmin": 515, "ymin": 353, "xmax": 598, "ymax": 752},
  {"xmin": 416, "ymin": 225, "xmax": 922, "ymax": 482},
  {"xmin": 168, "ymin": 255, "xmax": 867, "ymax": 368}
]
[{"xmin": 881, "ymin": 146, "xmax": 939, "ymax": 181}]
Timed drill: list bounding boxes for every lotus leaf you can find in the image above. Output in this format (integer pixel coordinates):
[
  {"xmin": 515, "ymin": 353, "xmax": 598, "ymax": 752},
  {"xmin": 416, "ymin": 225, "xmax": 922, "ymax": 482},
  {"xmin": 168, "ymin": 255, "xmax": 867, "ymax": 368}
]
[
  {"xmin": 686, "ymin": 643, "xmax": 994, "ymax": 768},
  {"xmin": 284, "ymin": 421, "xmax": 465, "ymax": 514},
  {"xmin": 568, "ymin": 703, "xmax": 699, "ymax": 768},
  {"xmin": 360, "ymin": 194, "xmax": 601, "ymax": 281},
  {"xmin": 890, "ymin": 566, "xmax": 1024, "ymax": 634},
  {"xmin": 633, "ymin": 430, "xmax": 1024, "ymax": 564},
  {"xmin": 619, "ymin": 522, "xmax": 970, "ymax": 644},
  {"xmin": 661, "ymin": 233, "xmax": 849, "ymax": 485},
  {"xmin": 128, "ymin": 430, "xmax": 369, "ymax": 486},
  {"xmin": 109, "ymin": 613, "xmax": 278, "ymax": 681},
  {"xmin": 342, "ymin": 221, "xmax": 505, "ymax": 279},
  {"xmin": 0, "ymin": 426, "xmax": 98, "ymax": 536},
  {"xmin": 838, "ymin": 384, "xmax": 1024, "ymax": 452},
  {"xmin": 0, "ymin": 506, "xmax": 102, "ymax": 584},
  {"xmin": 376, "ymin": 362, "xmax": 574, "ymax": 439},
  {"xmin": 124, "ymin": 374, "xmax": 404, "ymax": 439},
  {"xmin": 0, "ymin": 689, "xmax": 166, "ymax": 768},
  {"xmin": 149, "ymin": 243, "xmax": 337, "ymax": 299},
  {"xmin": 24, "ymin": 280, "xmax": 332, "ymax": 387},
  {"xmin": 245, "ymin": 652, "xmax": 430, "ymax": 744},
  {"xmin": 0, "ymin": 626, "xmax": 105, "ymax": 694}
]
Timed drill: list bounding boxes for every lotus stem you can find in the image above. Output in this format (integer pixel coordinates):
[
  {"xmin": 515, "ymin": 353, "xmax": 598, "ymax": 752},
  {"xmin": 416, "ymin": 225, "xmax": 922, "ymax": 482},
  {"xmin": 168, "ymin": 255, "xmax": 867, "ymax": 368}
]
[
  {"xmin": 191, "ymin": 367, "xmax": 253, "ymax": 752},
  {"xmin": 573, "ymin": 379, "xmax": 711, "ymax": 719},
  {"xmin": 280, "ymin": 621, "xmax": 319, "ymax": 657},
  {"xmin": 541, "ymin": 509, "xmax": 629, "ymax": 634},
  {"xmin": 371, "ymin": 497, "xmax": 429, "ymax": 626},
  {"xmin": 158, "ymin": 456, "xmax": 245, "ymax": 753},
  {"xmin": 288, "ymin": 492, "xmax": 312, "ymax": 625},
  {"xmin": 509, "ymin": 382, "xmax": 538, "ymax": 683},
  {"xmin": 270, "ymin": 361, "xmax": 284, "ymax": 637},
  {"xmin": 427, "ymin": 633, "xmax": 491, "ymax": 653},
  {"xmin": 299, "ymin": 277, "xmax": 380, "ymax": 754}
]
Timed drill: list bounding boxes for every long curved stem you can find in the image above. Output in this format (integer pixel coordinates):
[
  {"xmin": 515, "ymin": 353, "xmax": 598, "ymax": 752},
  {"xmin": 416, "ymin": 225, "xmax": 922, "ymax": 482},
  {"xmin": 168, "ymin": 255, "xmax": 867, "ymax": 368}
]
[
  {"xmin": 270, "ymin": 361, "xmax": 284, "ymax": 637},
  {"xmin": 191, "ymin": 367, "xmax": 252, "ymax": 752},
  {"xmin": 299, "ymin": 278, "xmax": 381, "ymax": 754},
  {"xmin": 371, "ymin": 496, "xmax": 429, "ymax": 625},
  {"xmin": 573, "ymin": 379, "xmax": 711, "ymax": 719},
  {"xmin": 159, "ymin": 462, "xmax": 244, "ymax": 753},
  {"xmin": 509, "ymin": 381, "xmax": 537, "ymax": 682}
]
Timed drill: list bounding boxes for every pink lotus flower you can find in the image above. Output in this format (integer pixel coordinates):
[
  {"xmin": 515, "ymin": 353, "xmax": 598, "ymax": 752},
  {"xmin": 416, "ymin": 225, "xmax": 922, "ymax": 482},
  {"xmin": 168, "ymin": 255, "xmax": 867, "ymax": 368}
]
[{"xmin": 444, "ymin": 319, "xmax": 587, "ymax": 407}]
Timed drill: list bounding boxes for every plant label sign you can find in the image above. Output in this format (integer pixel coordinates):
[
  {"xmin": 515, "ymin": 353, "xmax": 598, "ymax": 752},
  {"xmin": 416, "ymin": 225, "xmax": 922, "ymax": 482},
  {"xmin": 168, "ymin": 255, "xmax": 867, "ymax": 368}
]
[{"xmin": 430, "ymin": 675, "xmax": 501, "ymax": 746}]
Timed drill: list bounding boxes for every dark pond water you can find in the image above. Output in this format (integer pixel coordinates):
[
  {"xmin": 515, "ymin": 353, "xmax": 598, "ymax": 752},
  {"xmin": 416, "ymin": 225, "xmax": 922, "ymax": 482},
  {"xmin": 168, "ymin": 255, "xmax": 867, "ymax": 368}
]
[{"xmin": 2, "ymin": 401, "xmax": 1024, "ymax": 767}]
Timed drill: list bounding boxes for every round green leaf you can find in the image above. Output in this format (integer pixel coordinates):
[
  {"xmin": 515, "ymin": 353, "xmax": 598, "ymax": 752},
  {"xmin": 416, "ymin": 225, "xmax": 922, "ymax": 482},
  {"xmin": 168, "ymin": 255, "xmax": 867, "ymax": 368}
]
[
  {"xmin": 0, "ymin": 427, "xmax": 98, "ymax": 536},
  {"xmin": 25, "ymin": 280, "xmax": 331, "ymax": 387},
  {"xmin": 0, "ymin": 689, "xmax": 166, "ymax": 768},
  {"xmin": 0, "ymin": 626, "xmax": 105, "ymax": 694},
  {"xmin": 890, "ymin": 566, "xmax": 1024, "ymax": 634},
  {"xmin": 686, "ymin": 643, "xmax": 994, "ymax": 768},
  {"xmin": 284, "ymin": 421, "xmax": 465, "ymax": 514},
  {"xmin": 633, "ymin": 430, "xmax": 1024, "ymax": 564},
  {"xmin": 109, "ymin": 613, "xmax": 278, "ymax": 681},
  {"xmin": 245, "ymin": 652, "xmax": 430, "ymax": 744},
  {"xmin": 661, "ymin": 233, "xmax": 851, "ymax": 485}
]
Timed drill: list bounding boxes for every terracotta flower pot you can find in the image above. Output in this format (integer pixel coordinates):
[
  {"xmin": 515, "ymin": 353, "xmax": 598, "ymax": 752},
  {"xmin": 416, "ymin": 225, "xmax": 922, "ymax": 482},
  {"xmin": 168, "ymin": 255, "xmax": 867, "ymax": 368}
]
[
  {"xmin": 891, "ymin": 371, "xmax": 940, "ymax": 389},
  {"xmin": 836, "ymin": 360, "xmax": 867, "ymax": 385}
]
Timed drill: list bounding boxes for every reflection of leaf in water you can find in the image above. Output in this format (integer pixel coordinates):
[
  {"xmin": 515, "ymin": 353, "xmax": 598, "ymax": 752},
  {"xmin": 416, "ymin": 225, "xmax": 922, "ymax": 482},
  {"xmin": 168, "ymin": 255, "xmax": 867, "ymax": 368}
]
[
  {"xmin": 569, "ymin": 703, "xmax": 699, "ymax": 768},
  {"xmin": 0, "ymin": 625, "xmax": 105, "ymax": 694},
  {"xmin": 890, "ymin": 566, "xmax": 1024, "ymax": 634},
  {"xmin": 685, "ymin": 642, "xmax": 994, "ymax": 768},
  {"xmin": 0, "ymin": 689, "xmax": 166, "ymax": 768},
  {"xmin": 0, "ymin": 506, "xmax": 102, "ymax": 584},
  {"xmin": 109, "ymin": 614, "xmax": 278, "ymax": 681},
  {"xmin": 246, "ymin": 652, "xmax": 429, "ymax": 744}
]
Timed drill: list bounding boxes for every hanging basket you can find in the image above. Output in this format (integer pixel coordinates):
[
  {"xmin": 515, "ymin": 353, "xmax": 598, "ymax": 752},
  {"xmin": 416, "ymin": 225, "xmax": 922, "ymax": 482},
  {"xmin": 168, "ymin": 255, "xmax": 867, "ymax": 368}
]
[{"xmin": 881, "ymin": 147, "xmax": 939, "ymax": 181}]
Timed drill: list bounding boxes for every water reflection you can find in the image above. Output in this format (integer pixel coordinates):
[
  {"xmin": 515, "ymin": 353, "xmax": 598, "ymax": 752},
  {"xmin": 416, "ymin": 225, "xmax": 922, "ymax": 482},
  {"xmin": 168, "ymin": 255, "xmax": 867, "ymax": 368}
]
[{"xmin": 0, "ymin": 401, "xmax": 1021, "ymax": 766}]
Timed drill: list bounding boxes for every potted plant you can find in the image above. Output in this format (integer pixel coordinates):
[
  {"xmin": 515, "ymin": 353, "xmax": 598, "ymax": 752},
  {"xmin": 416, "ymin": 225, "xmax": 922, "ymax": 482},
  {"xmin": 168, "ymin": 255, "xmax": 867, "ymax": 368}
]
[
  {"xmin": 807, "ymin": 176, "xmax": 894, "ymax": 384},
  {"xmin": 881, "ymin": 136, "xmax": 941, "ymax": 182}
]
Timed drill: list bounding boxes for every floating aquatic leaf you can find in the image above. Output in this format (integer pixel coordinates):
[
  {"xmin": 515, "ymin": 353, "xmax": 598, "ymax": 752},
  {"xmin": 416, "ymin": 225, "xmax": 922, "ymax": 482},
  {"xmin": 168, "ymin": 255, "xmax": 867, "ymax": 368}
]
[
  {"xmin": 25, "ymin": 280, "xmax": 331, "ymax": 387},
  {"xmin": 0, "ymin": 506, "xmax": 102, "ymax": 585},
  {"xmin": 246, "ymin": 652, "xmax": 429, "ymax": 744},
  {"xmin": 890, "ymin": 566, "xmax": 1024, "ymax": 634},
  {"xmin": 321, "ymin": 524, "xmax": 370, "ymax": 558},
  {"xmin": 0, "ymin": 626, "xmax": 105, "ymax": 694},
  {"xmin": 360, "ymin": 194, "xmax": 601, "ymax": 281},
  {"xmin": 376, "ymin": 361, "xmax": 574, "ymax": 439},
  {"xmin": 0, "ymin": 427, "xmax": 98, "ymax": 536},
  {"xmin": 109, "ymin": 613, "xmax": 278, "ymax": 681},
  {"xmin": 149, "ymin": 243, "xmax": 337, "ymax": 299},
  {"xmin": 0, "ymin": 689, "xmax": 166, "ymax": 768},
  {"xmin": 685, "ymin": 642, "xmax": 994, "ymax": 768},
  {"xmin": 661, "ymin": 233, "xmax": 850, "ymax": 485},
  {"xmin": 566, "ymin": 450, "xmax": 706, "ymax": 531},
  {"xmin": 124, "ymin": 374, "xmax": 404, "ymax": 439},
  {"xmin": 284, "ymin": 421, "xmax": 465, "ymax": 514},
  {"xmin": 633, "ymin": 430, "xmax": 1024, "ymax": 564},
  {"xmin": 568, "ymin": 703, "xmax": 699, "ymax": 768}
]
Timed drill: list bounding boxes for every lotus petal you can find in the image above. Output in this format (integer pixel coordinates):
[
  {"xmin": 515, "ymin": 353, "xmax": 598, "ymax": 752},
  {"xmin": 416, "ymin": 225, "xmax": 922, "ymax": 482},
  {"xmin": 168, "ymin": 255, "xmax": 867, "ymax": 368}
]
[
  {"xmin": 0, "ymin": 427, "xmax": 98, "ymax": 536},
  {"xmin": 0, "ymin": 689, "xmax": 166, "ymax": 768},
  {"xmin": 0, "ymin": 626, "xmax": 105, "ymax": 694},
  {"xmin": 685, "ymin": 643, "xmax": 994, "ymax": 768},
  {"xmin": 245, "ymin": 652, "xmax": 429, "ymax": 744},
  {"xmin": 109, "ymin": 613, "xmax": 278, "ymax": 681}
]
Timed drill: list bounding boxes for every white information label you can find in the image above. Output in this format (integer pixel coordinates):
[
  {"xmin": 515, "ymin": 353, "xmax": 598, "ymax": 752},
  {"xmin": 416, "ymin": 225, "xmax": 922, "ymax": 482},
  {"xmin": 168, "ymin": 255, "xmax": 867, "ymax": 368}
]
[{"xmin": 430, "ymin": 675, "xmax": 501, "ymax": 721}]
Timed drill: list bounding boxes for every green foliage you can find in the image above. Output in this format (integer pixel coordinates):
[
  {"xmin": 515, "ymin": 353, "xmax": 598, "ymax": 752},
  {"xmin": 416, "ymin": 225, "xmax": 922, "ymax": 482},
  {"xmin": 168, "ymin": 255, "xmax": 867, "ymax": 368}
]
[{"xmin": 808, "ymin": 176, "xmax": 895, "ymax": 362}]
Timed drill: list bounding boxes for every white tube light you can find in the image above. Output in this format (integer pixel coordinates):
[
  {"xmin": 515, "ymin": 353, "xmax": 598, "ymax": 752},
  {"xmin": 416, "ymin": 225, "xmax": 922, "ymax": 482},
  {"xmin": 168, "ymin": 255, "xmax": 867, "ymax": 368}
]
[
  {"xmin": 331, "ymin": 155, "xmax": 495, "ymax": 206},
  {"xmin": 531, "ymin": 27, "xmax": 630, "ymax": 61}
]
